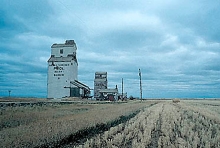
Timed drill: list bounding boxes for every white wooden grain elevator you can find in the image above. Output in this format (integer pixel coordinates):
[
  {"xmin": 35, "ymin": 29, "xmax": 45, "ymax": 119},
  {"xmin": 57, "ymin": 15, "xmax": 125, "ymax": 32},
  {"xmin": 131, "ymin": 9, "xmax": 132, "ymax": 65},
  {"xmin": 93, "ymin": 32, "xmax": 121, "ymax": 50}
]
[{"xmin": 47, "ymin": 40, "xmax": 90, "ymax": 99}]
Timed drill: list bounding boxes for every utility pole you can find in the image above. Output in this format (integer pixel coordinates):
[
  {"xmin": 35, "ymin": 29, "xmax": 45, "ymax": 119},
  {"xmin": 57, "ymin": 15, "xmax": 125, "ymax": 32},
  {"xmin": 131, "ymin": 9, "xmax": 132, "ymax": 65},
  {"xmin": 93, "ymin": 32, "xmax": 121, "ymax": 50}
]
[
  {"xmin": 139, "ymin": 69, "xmax": 142, "ymax": 100},
  {"xmin": 8, "ymin": 90, "xmax": 11, "ymax": 98},
  {"xmin": 122, "ymin": 78, "xmax": 123, "ymax": 100}
]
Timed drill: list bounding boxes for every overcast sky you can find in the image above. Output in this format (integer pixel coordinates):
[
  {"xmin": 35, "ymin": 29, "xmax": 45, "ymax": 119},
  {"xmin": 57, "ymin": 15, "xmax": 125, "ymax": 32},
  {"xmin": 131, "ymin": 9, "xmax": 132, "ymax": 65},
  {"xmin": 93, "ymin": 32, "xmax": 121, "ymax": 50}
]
[{"xmin": 0, "ymin": 0, "xmax": 220, "ymax": 98}]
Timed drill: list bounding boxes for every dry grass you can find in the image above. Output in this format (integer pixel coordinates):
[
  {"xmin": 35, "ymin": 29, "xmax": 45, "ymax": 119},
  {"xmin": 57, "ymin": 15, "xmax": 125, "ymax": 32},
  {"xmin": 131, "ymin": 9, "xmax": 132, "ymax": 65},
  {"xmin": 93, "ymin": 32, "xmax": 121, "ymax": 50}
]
[
  {"xmin": 77, "ymin": 100, "xmax": 220, "ymax": 148},
  {"xmin": 0, "ymin": 99, "xmax": 156, "ymax": 147},
  {"xmin": 2, "ymin": 99, "xmax": 220, "ymax": 147},
  {"xmin": 0, "ymin": 97, "xmax": 48, "ymax": 102}
]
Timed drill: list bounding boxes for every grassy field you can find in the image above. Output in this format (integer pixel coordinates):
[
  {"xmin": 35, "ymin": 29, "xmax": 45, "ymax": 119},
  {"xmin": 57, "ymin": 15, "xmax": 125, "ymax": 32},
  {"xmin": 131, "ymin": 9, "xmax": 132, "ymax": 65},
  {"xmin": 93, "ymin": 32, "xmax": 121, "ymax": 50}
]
[
  {"xmin": 0, "ymin": 99, "xmax": 157, "ymax": 147},
  {"xmin": 0, "ymin": 98, "xmax": 220, "ymax": 147}
]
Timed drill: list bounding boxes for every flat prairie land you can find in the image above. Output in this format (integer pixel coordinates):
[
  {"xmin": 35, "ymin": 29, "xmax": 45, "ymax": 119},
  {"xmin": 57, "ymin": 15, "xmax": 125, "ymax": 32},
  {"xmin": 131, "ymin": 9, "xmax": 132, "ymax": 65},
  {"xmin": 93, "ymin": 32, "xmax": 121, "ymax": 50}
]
[
  {"xmin": 76, "ymin": 99, "xmax": 220, "ymax": 148},
  {"xmin": 0, "ymin": 99, "xmax": 220, "ymax": 148},
  {"xmin": 0, "ymin": 99, "xmax": 156, "ymax": 147}
]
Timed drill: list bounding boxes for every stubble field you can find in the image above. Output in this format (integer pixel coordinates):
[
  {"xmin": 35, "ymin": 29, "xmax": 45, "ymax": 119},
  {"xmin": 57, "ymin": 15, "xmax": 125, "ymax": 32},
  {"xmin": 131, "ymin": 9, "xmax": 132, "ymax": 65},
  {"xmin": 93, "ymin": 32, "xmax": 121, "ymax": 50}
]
[
  {"xmin": 0, "ymin": 98, "xmax": 220, "ymax": 147},
  {"xmin": 76, "ymin": 100, "xmax": 220, "ymax": 148}
]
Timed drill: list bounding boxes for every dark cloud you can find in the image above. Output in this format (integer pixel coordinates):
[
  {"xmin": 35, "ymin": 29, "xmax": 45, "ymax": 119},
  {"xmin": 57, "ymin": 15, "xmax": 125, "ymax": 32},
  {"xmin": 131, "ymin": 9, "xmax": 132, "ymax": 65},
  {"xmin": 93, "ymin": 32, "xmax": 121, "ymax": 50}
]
[{"xmin": 0, "ymin": 0, "xmax": 220, "ymax": 98}]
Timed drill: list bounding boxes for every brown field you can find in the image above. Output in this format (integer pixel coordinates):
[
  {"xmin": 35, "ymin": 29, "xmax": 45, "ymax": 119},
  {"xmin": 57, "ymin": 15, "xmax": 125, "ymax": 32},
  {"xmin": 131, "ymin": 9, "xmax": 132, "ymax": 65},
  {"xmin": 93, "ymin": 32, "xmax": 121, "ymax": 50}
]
[
  {"xmin": 0, "ymin": 99, "xmax": 156, "ymax": 147},
  {"xmin": 75, "ymin": 99, "xmax": 220, "ymax": 148},
  {"xmin": 0, "ymin": 98, "xmax": 220, "ymax": 147}
]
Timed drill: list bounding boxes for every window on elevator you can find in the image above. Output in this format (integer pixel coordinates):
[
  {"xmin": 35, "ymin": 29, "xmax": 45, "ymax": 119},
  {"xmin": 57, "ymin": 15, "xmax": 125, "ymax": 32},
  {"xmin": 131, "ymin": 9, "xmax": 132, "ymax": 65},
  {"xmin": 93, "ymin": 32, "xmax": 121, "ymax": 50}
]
[{"xmin": 60, "ymin": 49, "xmax": 63, "ymax": 54}]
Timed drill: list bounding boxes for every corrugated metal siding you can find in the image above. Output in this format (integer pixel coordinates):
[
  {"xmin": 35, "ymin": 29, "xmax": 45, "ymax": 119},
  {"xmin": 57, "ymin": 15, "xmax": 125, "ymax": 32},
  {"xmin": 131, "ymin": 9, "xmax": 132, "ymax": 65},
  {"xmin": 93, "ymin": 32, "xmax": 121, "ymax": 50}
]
[{"xmin": 70, "ymin": 87, "xmax": 80, "ymax": 97}]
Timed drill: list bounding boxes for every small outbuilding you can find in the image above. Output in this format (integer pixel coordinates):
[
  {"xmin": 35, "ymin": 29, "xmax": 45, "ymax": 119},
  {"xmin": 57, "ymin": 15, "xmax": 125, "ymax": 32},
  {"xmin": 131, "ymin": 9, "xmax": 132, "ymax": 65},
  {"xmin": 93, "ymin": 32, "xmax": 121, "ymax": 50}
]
[{"xmin": 98, "ymin": 88, "xmax": 118, "ymax": 101}]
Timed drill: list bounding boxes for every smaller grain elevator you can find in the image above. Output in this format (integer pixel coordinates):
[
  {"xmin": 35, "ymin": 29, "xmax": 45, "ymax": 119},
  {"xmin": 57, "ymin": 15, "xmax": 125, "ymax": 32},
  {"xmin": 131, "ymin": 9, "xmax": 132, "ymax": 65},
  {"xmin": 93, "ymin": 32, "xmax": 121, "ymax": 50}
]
[{"xmin": 94, "ymin": 72, "xmax": 107, "ymax": 100}]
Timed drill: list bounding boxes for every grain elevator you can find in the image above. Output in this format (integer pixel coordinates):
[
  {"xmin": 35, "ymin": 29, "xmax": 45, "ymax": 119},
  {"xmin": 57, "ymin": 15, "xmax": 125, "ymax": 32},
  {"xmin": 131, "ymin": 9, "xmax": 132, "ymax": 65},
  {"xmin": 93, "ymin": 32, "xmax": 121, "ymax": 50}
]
[
  {"xmin": 94, "ymin": 72, "xmax": 118, "ymax": 101},
  {"xmin": 47, "ymin": 40, "xmax": 90, "ymax": 99},
  {"xmin": 94, "ymin": 72, "xmax": 108, "ymax": 100}
]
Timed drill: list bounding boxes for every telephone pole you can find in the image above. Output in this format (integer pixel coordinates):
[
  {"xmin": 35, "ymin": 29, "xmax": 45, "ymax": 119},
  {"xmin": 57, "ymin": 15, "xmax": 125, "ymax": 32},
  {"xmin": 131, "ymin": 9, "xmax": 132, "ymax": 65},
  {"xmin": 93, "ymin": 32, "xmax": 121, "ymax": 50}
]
[
  {"xmin": 139, "ymin": 69, "xmax": 142, "ymax": 100},
  {"xmin": 8, "ymin": 90, "xmax": 11, "ymax": 98},
  {"xmin": 122, "ymin": 78, "xmax": 123, "ymax": 100}
]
